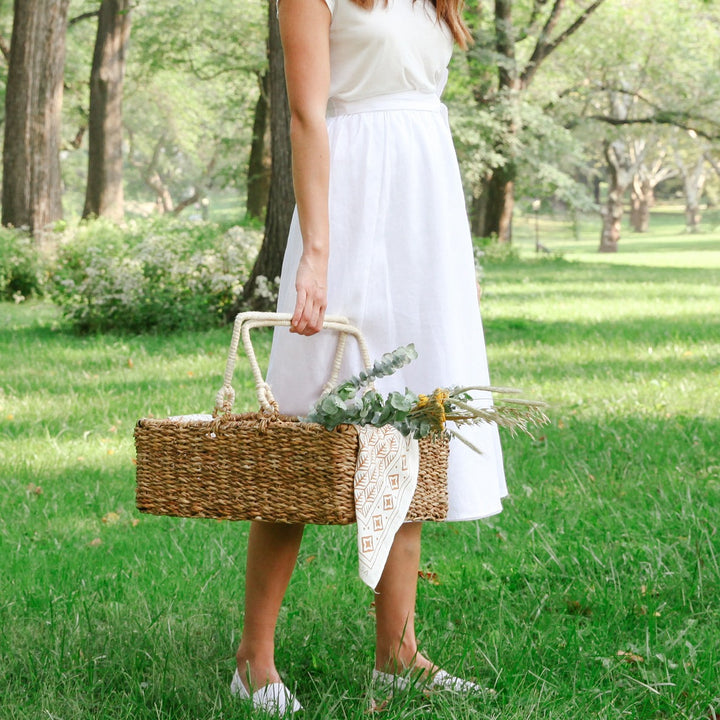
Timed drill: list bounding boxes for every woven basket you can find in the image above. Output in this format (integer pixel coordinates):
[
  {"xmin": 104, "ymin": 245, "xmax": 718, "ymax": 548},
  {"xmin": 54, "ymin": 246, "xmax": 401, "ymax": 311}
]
[{"xmin": 135, "ymin": 312, "xmax": 448, "ymax": 525}]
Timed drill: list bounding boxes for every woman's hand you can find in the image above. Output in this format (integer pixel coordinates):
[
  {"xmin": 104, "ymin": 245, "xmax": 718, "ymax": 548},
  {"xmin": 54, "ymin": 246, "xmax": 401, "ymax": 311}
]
[{"xmin": 291, "ymin": 251, "xmax": 328, "ymax": 335}]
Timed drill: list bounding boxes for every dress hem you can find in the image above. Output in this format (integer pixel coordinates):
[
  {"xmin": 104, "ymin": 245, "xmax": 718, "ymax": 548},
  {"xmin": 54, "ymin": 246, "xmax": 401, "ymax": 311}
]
[{"xmin": 442, "ymin": 494, "xmax": 508, "ymax": 523}]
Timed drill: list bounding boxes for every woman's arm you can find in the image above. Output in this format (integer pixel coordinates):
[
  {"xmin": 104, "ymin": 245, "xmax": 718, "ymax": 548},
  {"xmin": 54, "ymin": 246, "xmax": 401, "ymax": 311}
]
[{"xmin": 278, "ymin": 0, "xmax": 332, "ymax": 336}]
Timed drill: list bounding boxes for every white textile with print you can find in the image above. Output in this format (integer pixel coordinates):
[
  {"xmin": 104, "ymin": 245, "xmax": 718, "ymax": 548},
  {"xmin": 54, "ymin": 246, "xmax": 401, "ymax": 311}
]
[{"xmin": 354, "ymin": 425, "xmax": 419, "ymax": 590}]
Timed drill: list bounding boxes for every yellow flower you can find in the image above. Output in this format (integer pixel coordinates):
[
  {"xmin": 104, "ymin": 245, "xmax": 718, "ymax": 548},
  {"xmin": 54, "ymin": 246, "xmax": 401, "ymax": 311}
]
[{"xmin": 416, "ymin": 394, "xmax": 429, "ymax": 408}]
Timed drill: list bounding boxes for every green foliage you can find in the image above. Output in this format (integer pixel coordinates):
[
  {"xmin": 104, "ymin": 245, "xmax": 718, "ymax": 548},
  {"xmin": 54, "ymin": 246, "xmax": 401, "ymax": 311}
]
[
  {"xmin": 0, "ymin": 227, "xmax": 47, "ymax": 300},
  {"xmin": 474, "ymin": 235, "xmax": 520, "ymax": 263},
  {"xmin": 305, "ymin": 345, "xmax": 422, "ymax": 433},
  {"xmin": 120, "ymin": 0, "xmax": 267, "ymax": 209},
  {"xmin": 56, "ymin": 0, "xmax": 267, "ymax": 215},
  {"xmin": 513, "ymin": 101, "xmax": 597, "ymax": 212},
  {"xmin": 306, "ymin": 344, "xmax": 548, "ymax": 442},
  {"xmin": 50, "ymin": 217, "xmax": 261, "ymax": 333}
]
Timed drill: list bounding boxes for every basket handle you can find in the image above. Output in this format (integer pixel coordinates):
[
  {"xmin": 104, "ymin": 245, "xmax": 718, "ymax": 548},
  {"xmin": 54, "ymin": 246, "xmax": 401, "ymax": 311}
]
[{"xmin": 214, "ymin": 311, "xmax": 372, "ymax": 414}]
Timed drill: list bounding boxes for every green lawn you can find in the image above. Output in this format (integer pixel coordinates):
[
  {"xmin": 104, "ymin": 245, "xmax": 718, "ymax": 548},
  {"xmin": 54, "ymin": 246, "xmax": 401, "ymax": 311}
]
[
  {"xmin": 512, "ymin": 203, "xmax": 720, "ymax": 268},
  {"xmin": 1, "ymin": 217, "xmax": 719, "ymax": 719}
]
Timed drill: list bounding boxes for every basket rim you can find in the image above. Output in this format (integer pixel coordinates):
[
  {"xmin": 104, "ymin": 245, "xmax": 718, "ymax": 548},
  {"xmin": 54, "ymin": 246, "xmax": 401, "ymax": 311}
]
[{"xmin": 134, "ymin": 414, "xmax": 360, "ymax": 434}]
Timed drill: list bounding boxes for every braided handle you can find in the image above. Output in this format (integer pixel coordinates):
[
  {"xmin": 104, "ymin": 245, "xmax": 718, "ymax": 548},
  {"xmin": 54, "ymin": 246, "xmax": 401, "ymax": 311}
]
[{"xmin": 214, "ymin": 312, "xmax": 372, "ymax": 414}]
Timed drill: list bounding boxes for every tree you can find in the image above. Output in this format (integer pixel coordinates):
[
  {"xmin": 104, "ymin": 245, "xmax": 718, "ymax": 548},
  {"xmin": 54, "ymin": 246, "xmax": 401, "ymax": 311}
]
[
  {"xmin": 596, "ymin": 88, "xmax": 644, "ymax": 252},
  {"xmin": 599, "ymin": 138, "xmax": 641, "ymax": 253},
  {"xmin": 465, "ymin": 0, "xmax": 607, "ymax": 242},
  {"xmin": 629, "ymin": 139, "xmax": 676, "ymax": 233},
  {"xmin": 2, "ymin": 0, "xmax": 71, "ymax": 235},
  {"xmin": 546, "ymin": 0, "xmax": 720, "ymax": 250},
  {"xmin": 246, "ymin": 71, "xmax": 271, "ymax": 220},
  {"xmin": 674, "ymin": 136, "xmax": 708, "ymax": 233},
  {"xmin": 242, "ymin": 2, "xmax": 294, "ymax": 307},
  {"xmin": 82, "ymin": 0, "xmax": 132, "ymax": 221},
  {"xmin": 121, "ymin": 0, "xmax": 265, "ymax": 215}
]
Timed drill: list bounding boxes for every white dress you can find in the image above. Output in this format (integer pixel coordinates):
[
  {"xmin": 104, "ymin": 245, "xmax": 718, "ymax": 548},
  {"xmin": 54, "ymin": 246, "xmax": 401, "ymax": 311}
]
[{"xmin": 267, "ymin": 0, "xmax": 506, "ymax": 521}]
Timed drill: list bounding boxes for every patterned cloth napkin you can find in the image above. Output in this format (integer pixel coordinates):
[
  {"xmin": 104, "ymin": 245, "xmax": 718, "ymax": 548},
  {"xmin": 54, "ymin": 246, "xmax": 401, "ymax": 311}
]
[{"xmin": 354, "ymin": 425, "xmax": 420, "ymax": 589}]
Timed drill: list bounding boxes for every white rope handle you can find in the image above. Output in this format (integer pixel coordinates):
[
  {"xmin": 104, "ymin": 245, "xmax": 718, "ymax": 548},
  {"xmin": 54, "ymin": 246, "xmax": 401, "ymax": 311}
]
[{"xmin": 214, "ymin": 311, "xmax": 372, "ymax": 414}]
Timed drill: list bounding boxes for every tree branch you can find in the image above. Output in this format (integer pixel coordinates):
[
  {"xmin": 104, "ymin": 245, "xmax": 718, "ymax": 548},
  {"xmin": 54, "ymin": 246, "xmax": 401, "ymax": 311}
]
[
  {"xmin": 516, "ymin": 0, "xmax": 550, "ymax": 42},
  {"xmin": 69, "ymin": 10, "xmax": 100, "ymax": 26},
  {"xmin": 705, "ymin": 152, "xmax": 720, "ymax": 179},
  {"xmin": 521, "ymin": 0, "xmax": 606, "ymax": 88},
  {"xmin": 172, "ymin": 153, "xmax": 218, "ymax": 216},
  {"xmin": 0, "ymin": 32, "xmax": 10, "ymax": 62},
  {"xmin": 585, "ymin": 114, "xmax": 720, "ymax": 141}
]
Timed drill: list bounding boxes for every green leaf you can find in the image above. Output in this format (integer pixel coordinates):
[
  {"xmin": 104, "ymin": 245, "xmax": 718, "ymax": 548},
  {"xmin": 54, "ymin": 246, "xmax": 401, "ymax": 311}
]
[
  {"xmin": 321, "ymin": 395, "xmax": 346, "ymax": 414},
  {"xmin": 345, "ymin": 396, "xmax": 364, "ymax": 415},
  {"xmin": 389, "ymin": 391, "xmax": 414, "ymax": 412},
  {"xmin": 336, "ymin": 384, "xmax": 358, "ymax": 401}
]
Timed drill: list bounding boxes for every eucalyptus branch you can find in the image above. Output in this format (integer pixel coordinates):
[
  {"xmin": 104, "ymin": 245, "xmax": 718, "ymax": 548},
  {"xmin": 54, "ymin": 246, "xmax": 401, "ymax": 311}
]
[{"xmin": 304, "ymin": 346, "xmax": 549, "ymax": 452}]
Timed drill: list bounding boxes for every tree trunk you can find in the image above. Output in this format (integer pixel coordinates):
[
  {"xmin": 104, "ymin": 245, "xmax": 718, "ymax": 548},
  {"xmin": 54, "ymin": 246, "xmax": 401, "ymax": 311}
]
[
  {"xmin": 2, "ymin": 0, "xmax": 70, "ymax": 236},
  {"xmin": 246, "ymin": 71, "xmax": 271, "ymax": 221},
  {"xmin": 242, "ymin": 3, "xmax": 295, "ymax": 308},
  {"xmin": 483, "ymin": 0, "xmax": 518, "ymax": 244},
  {"xmin": 599, "ymin": 143, "xmax": 626, "ymax": 253},
  {"xmin": 147, "ymin": 172, "xmax": 174, "ymax": 213},
  {"xmin": 599, "ymin": 193, "xmax": 623, "ymax": 253},
  {"xmin": 483, "ymin": 163, "xmax": 515, "ymax": 242},
  {"xmin": 680, "ymin": 155, "xmax": 706, "ymax": 233},
  {"xmin": 629, "ymin": 189, "xmax": 641, "ymax": 232},
  {"xmin": 638, "ymin": 188, "xmax": 652, "ymax": 232},
  {"xmin": 598, "ymin": 139, "xmax": 640, "ymax": 252},
  {"xmin": 469, "ymin": 177, "xmax": 490, "ymax": 238},
  {"xmin": 685, "ymin": 204, "xmax": 701, "ymax": 232},
  {"xmin": 82, "ymin": 0, "xmax": 132, "ymax": 222},
  {"xmin": 630, "ymin": 181, "xmax": 652, "ymax": 233}
]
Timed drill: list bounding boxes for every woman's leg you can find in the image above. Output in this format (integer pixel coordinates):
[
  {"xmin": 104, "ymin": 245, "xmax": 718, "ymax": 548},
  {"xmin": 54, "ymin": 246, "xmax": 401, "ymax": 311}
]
[
  {"xmin": 236, "ymin": 521, "xmax": 305, "ymax": 691},
  {"xmin": 374, "ymin": 522, "xmax": 436, "ymax": 674}
]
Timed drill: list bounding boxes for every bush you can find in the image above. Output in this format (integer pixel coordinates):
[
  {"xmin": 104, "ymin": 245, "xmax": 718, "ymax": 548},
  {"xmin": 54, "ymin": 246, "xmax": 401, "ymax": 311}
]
[
  {"xmin": 0, "ymin": 227, "xmax": 47, "ymax": 301},
  {"xmin": 50, "ymin": 217, "xmax": 262, "ymax": 332},
  {"xmin": 474, "ymin": 235, "xmax": 520, "ymax": 263}
]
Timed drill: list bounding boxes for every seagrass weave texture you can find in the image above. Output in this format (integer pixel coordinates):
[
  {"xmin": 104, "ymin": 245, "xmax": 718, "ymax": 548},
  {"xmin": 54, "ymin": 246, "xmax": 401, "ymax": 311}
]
[
  {"xmin": 134, "ymin": 413, "xmax": 449, "ymax": 525},
  {"xmin": 134, "ymin": 312, "xmax": 449, "ymax": 525}
]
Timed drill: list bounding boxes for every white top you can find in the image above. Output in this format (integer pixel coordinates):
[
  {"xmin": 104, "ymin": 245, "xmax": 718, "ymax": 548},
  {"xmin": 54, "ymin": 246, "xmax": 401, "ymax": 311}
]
[{"xmin": 322, "ymin": 0, "xmax": 453, "ymax": 102}]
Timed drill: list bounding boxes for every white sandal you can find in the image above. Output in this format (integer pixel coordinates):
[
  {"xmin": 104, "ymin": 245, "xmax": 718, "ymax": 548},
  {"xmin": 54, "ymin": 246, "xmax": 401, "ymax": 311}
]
[
  {"xmin": 372, "ymin": 667, "xmax": 487, "ymax": 694},
  {"xmin": 230, "ymin": 669, "xmax": 303, "ymax": 715}
]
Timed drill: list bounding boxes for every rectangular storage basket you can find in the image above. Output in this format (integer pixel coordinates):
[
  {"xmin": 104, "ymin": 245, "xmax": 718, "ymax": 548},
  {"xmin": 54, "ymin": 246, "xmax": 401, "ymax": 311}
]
[{"xmin": 135, "ymin": 313, "xmax": 449, "ymax": 525}]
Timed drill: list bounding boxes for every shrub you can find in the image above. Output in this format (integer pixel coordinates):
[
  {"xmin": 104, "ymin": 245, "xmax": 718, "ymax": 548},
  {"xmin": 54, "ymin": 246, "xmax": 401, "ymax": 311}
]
[
  {"xmin": 474, "ymin": 235, "xmax": 520, "ymax": 263},
  {"xmin": 0, "ymin": 227, "xmax": 47, "ymax": 301},
  {"xmin": 50, "ymin": 217, "xmax": 262, "ymax": 332}
]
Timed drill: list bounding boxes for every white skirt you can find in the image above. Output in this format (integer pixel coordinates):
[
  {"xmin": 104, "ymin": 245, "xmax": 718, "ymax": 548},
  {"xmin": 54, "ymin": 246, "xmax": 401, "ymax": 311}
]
[{"xmin": 266, "ymin": 91, "xmax": 506, "ymax": 521}]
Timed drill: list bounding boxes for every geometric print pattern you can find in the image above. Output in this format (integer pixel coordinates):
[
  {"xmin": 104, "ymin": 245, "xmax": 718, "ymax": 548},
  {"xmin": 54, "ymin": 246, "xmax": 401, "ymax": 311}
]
[{"xmin": 354, "ymin": 425, "xmax": 419, "ymax": 589}]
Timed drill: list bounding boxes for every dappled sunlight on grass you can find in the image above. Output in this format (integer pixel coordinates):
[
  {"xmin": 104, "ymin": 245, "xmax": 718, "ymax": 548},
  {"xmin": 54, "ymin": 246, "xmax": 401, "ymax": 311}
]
[
  {"xmin": 511, "ymin": 205, "xmax": 720, "ymax": 269},
  {"xmin": 1, "ymin": 228, "xmax": 719, "ymax": 718}
]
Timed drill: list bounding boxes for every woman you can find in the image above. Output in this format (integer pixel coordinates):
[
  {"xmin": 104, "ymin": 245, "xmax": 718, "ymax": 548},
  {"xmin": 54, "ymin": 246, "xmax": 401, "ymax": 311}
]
[{"xmin": 231, "ymin": 0, "xmax": 506, "ymax": 712}]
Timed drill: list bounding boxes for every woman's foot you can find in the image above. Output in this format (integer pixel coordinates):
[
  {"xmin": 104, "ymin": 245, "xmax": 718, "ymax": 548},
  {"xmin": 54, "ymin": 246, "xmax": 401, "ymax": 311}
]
[
  {"xmin": 232, "ymin": 653, "xmax": 302, "ymax": 714},
  {"xmin": 372, "ymin": 666, "xmax": 484, "ymax": 694},
  {"xmin": 373, "ymin": 652, "xmax": 487, "ymax": 695},
  {"xmin": 230, "ymin": 669, "xmax": 303, "ymax": 714},
  {"xmin": 235, "ymin": 650, "xmax": 282, "ymax": 693},
  {"xmin": 374, "ymin": 649, "xmax": 437, "ymax": 679}
]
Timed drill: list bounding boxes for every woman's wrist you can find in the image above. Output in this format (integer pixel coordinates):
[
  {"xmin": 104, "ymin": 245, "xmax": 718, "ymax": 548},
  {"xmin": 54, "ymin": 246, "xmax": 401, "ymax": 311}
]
[{"xmin": 302, "ymin": 238, "xmax": 329, "ymax": 263}]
